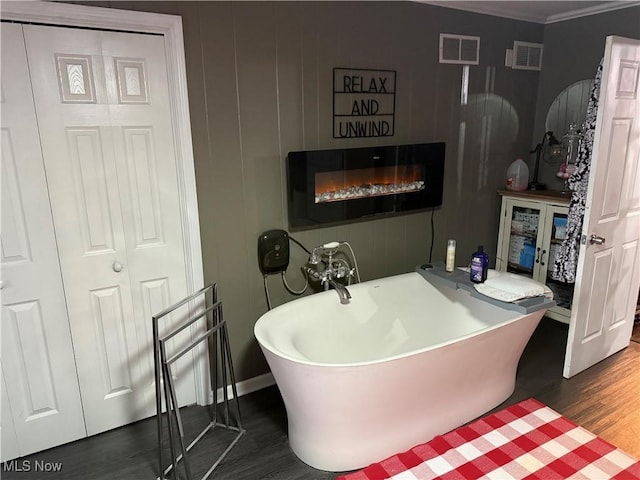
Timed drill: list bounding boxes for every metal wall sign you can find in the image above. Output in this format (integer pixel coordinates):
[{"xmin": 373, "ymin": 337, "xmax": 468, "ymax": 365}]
[{"xmin": 333, "ymin": 68, "xmax": 396, "ymax": 138}]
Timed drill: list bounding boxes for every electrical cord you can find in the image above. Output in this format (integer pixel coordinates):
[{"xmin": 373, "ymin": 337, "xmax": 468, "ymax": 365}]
[
  {"xmin": 263, "ymin": 234, "xmax": 311, "ymax": 310},
  {"xmin": 428, "ymin": 206, "xmax": 435, "ymax": 264},
  {"xmin": 263, "ymin": 274, "xmax": 272, "ymax": 310},
  {"xmin": 284, "ymin": 235, "xmax": 311, "ymax": 295},
  {"xmin": 281, "ymin": 268, "xmax": 308, "ymax": 295},
  {"xmin": 289, "ymin": 235, "xmax": 311, "ymax": 254}
]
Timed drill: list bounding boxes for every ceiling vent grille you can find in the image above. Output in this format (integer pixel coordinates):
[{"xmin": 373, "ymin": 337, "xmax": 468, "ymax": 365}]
[
  {"xmin": 439, "ymin": 34, "xmax": 480, "ymax": 65},
  {"xmin": 510, "ymin": 41, "xmax": 543, "ymax": 70}
]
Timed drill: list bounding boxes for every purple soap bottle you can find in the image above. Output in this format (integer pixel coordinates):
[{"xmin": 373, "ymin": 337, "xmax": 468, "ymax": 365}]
[{"xmin": 470, "ymin": 245, "xmax": 489, "ymax": 283}]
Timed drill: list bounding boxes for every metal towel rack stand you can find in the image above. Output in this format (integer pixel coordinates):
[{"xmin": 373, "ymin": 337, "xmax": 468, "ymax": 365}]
[{"xmin": 153, "ymin": 283, "xmax": 244, "ymax": 480}]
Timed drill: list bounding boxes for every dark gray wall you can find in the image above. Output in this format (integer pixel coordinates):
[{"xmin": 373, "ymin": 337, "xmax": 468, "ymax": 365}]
[
  {"xmin": 66, "ymin": 1, "xmax": 544, "ymax": 381},
  {"xmin": 533, "ymin": 6, "xmax": 640, "ymax": 189}
]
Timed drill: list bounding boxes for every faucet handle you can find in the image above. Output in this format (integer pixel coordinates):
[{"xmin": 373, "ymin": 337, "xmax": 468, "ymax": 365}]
[
  {"xmin": 305, "ymin": 267, "xmax": 321, "ymax": 281},
  {"xmin": 333, "ymin": 264, "xmax": 348, "ymax": 278}
]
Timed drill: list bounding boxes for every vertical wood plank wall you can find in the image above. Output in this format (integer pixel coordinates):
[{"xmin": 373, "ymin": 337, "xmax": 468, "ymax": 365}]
[{"xmin": 67, "ymin": 0, "xmax": 547, "ymax": 380}]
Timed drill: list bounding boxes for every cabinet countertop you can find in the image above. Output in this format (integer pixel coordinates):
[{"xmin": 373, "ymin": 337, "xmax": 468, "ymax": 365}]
[{"xmin": 498, "ymin": 189, "xmax": 571, "ymax": 205}]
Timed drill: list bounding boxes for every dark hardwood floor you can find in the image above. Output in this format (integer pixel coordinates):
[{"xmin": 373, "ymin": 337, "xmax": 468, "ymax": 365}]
[{"xmin": 2, "ymin": 317, "xmax": 639, "ymax": 480}]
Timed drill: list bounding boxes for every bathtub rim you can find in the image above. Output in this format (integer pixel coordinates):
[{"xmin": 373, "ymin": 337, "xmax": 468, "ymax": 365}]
[{"xmin": 254, "ymin": 272, "xmax": 546, "ymax": 369}]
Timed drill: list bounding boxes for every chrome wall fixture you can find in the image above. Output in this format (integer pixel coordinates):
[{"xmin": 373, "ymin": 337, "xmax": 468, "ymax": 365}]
[{"xmin": 306, "ymin": 241, "xmax": 361, "ymax": 304}]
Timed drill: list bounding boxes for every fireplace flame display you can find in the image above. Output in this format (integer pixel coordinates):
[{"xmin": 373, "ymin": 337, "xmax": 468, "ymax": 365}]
[{"xmin": 314, "ymin": 165, "xmax": 424, "ymax": 203}]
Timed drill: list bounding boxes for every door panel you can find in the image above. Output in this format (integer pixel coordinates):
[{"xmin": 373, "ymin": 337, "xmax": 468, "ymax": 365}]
[
  {"xmin": 564, "ymin": 36, "xmax": 640, "ymax": 377},
  {"xmin": 615, "ymin": 242, "xmax": 638, "ymax": 326},
  {"xmin": 4, "ymin": 301, "xmax": 59, "ymax": 413},
  {"xmin": 90, "ymin": 286, "xmax": 135, "ymax": 398},
  {"xmin": 600, "ymin": 119, "xmax": 631, "ymax": 218},
  {"xmin": 583, "ymin": 249, "xmax": 612, "ymax": 341},
  {"xmin": 0, "ymin": 23, "xmax": 86, "ymax": 459},
  {"xmin": 67, "ymin": 127, "xmax": 118, "ymax": 253},
  {"xmin": 23, "ymin": 24, "xmax": 195, "ymax": 434},
  {"xmin": 1, "ymin": 130, "xmax": 31, "ymax": 263},
  {"xmin": 1, "ymin": 367, "xmax": 19, "ymax": 462},
  {"xmin": 121, "ymin": 128, "xmax": 164, "ymax": 247}
]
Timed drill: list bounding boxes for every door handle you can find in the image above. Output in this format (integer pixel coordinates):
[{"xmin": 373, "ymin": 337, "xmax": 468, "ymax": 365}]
[
  {"xmin": 540, "ymin": 249, "xmax": 547, "ymax": 266},
  {"xmin": 112, "ymin": 261, "xmax": 124, "ymax": 273},
  {"xmin": 589, "ymin": 234, "xmax": 606, "ymax": 245}
]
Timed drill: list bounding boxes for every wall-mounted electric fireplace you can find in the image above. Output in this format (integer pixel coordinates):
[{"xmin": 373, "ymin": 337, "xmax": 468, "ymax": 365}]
[{"xmin": 287, "ymin": 143, "xmax": 445, "ymax": 229}]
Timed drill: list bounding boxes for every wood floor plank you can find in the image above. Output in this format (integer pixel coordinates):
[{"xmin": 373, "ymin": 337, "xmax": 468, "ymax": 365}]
[{"xmin": 2, "ymin": 317, "xmax": 638, "ymax": 479}]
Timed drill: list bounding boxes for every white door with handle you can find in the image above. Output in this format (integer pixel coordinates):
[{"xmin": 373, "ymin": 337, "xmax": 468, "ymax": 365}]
[
  {"xmin": 564, "ymin": 36, "xmax": 640, "ymax": 378},
  {"xmin": 22, "ymin": 24, "xmax": 197, "ymax": 435},
  {"xmin": 1, "ymin": 23, "xmax": 86, "ymax": 459}
]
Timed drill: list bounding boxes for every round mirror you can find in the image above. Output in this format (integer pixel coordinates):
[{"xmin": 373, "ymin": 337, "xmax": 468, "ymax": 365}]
[{"xmin": 545, "ymin": 79, "xmax": 594, "ymax": 137}]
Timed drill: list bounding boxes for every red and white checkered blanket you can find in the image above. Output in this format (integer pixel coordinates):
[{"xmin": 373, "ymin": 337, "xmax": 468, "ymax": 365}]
[{"xmin": 337, "ymin": 398, "xmax": 639, "ymax": 480}]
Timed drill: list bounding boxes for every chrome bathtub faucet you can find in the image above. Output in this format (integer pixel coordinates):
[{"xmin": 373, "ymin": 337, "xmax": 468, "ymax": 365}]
[
  {"xmin": 306, "ymin": 241, "xmax": 356, "ymax": 304},
  {"xmin": 306, "ymin": 267, "xmax": 353, "ymax": 304},
  {"xmin": 325, "ymin": 278, "xmax": 352, "ymax": 305}
]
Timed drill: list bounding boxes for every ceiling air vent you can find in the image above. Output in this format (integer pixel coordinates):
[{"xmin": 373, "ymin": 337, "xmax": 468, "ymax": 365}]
[
  {"xmin": 509, "ymin": 41, "xmax": 543, "ymax": 71},
  {"xmin": 439, "ymin": 34, "xmax": 480, "ymax": 65}
]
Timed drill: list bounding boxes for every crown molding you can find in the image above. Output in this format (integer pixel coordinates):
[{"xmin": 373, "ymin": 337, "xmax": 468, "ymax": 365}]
[
  {"xmin": 418, "ymin": 1, "xmax": 640, "ymax": 24},
  {"xmin": 546, "ymin": 1, "xmax": 640, "ymax": 23}
]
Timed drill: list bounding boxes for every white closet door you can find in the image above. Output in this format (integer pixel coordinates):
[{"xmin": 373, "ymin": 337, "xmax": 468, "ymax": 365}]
[
  {"xmin": 101, "ymin": 30, "xmax": 197, "ymax": 417},
  {"xmin": 1, "ymin": 23, "xmax": 86, "ymax": 459},
  {"xmin": 23, "ymin": 24, "xmax": 196, "ymax": 435}
]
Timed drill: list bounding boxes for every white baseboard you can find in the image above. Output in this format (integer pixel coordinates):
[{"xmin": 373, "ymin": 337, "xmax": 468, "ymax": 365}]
[{"xmin": 214, "ymin": 372, "xmax": 275, "ymax": 403}]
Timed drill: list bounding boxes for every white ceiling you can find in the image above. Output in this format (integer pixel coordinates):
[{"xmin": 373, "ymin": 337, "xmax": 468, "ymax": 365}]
[{"xmin": 421, "ymin": 1, "xmax": 640, "ymax": 24}]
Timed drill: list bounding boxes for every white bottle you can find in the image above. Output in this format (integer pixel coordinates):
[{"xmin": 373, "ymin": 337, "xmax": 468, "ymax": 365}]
[
  {"xmin": 505, "ymin": 158, "xmax": 529, "ymax": 191},
  {"xmin": 446, "ymin": 239, "xmax": 456, "ymax": 272}
]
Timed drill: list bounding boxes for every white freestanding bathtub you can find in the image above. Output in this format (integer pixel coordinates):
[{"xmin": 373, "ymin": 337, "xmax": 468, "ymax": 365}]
[{"xmin": 254, "ymin": 270, "xmax": 550, "ymax": 472}]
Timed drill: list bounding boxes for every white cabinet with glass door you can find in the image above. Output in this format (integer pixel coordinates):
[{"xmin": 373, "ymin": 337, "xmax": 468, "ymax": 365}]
[{"xmin": 496, "ymin": 191, "xmax": 574, "ymax": 323}]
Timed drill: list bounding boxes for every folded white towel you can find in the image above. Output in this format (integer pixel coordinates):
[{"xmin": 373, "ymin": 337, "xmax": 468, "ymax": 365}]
[{"xmin": 473, "ymin": 271, "xmax": 553, "ymax": 303}]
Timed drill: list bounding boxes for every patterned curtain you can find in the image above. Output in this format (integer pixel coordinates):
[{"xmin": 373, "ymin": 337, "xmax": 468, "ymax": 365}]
[{"xmin": 551, "ymin": 59, "xmax": 604, "ymax": 283}]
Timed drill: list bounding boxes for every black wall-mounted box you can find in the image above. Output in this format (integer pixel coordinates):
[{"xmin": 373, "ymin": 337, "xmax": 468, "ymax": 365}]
[
  {"xmin": 286, "ymin": 142, "xmax": 445, "ymax": 230},
  {"xmin": 258, "ymin": 229, "xmax": 290, "ymax": 275}
]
